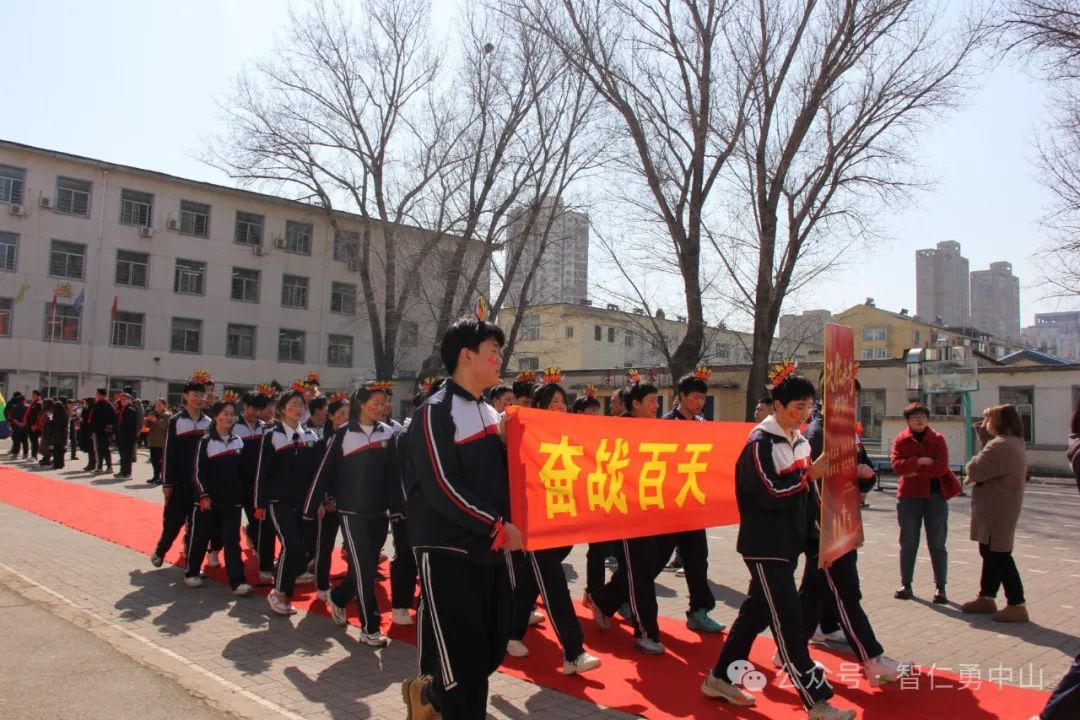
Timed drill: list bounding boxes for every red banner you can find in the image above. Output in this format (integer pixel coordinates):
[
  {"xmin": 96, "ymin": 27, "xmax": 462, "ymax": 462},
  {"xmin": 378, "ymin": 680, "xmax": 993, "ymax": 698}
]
[
  {"xmin": 505, "ymin": 407, "xmax": 753, "ymax": 551},
  {"xmin": 819, "ymin": 323, "xmax": 864, "ymax": 566}
]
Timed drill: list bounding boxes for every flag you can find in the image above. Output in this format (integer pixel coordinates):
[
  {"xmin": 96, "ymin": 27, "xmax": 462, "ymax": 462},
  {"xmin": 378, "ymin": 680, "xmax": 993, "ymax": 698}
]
[
  {"xmin": 111, "ymin": 296, "xmax": 119, "ymax": 321},
  {"xmin": 49, "ymin": 287, "xmax": 59, "ymax": 319},
  {"xmin": 72, "ymin": 287, "xmax": 85, "ymax": 314},
  {"xmin": 0, "ymin": 391, "xmax": 8, "ymax": 440},
  {"xmin": 13, "ymin": 278, "xmax": 29, "ymax": 304}
]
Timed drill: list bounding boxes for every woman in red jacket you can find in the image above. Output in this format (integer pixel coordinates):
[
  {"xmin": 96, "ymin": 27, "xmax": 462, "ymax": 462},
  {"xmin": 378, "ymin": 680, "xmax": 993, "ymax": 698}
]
[{"xmin": 890, "ymin": 402, "xmax": 961, "ymax": 604}]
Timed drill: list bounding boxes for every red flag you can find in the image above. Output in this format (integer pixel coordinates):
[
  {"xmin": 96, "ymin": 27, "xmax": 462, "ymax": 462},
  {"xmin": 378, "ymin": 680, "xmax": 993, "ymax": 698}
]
[
  {"xmin": 110, "ymin": 296, "xmax": 119, "ymax": 321},
  {"xmin": 49, "ymin": 288, "xmax": 59, "ymax": 319}
]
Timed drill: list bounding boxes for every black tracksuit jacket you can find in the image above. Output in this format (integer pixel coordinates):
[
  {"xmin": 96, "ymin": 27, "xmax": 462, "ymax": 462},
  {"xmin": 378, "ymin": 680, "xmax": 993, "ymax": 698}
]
[
  {"xmin": 193, "ymin": 429, "xmax": 246, "ymax": 507},
  {"xmin": 163, "ymin": 409, "xmax": 211, "ymax": 492},
  {"xmin": 303, "ymin": 421, "xmax": 397, "ymax": 518},
  {"xmin": 253, "ymin": 422, "xmax": 321, "ymax": 508}
]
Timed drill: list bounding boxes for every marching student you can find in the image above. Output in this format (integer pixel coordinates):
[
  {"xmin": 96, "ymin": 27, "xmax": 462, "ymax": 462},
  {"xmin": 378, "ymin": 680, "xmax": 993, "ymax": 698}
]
[
  {"xmin": 512, "ymin": 371, "xmax": 537, "ymax": 408},
  {"xmin": 488, "ymin": 384, "xmax": 514, "ymax": 414},
  {"xmin": 656, "ymin": 367, "xmax": 724, "ymax": 634},
  {"xmin": 573, "ymin": 386, "xmax": 612, "ymax": 608},
  {"xmin": 506, "ymin": 371, "xmax": 600, "ymax": 675},
  {"xmin": 304, "ymin": 384, "xmax": 395, "ymax": 646},
  {"xmin": 238, "ymin": 386, "xmax": 273, "ymax": 562},
  {"xmin": 151, "ymin": 377, "xmax": 211, "ymax": 568},
  {"xmin": 311, "ymin": 392, "xmax": 349, "ymax": 600},
  {"xmin": 753, "ymin": 396, "xmax": 773, "ymax": 423},
  {"xmin": 255, "ymin": 386, "xmax": 321, "ymax": 616},
  {"xmin": 91, "ymin": 388, "xmax": 116, "ymax": 474},
  {"xmin": 701, "ymin": 364, "xmax": 854, "ymax": 720},
  {"xmin": 401, "ymin": 305, "xmax": 524, "ymax": 720},
  {"xmin": 608, "ymin": 387, "xmax": 627, "ymax": 417},
  {"xmin": 114, "ymin": 393, "xmax": 139, "ymax": 479},
  {"xmin": 185, "ymin": 399, "xmax": 253, "ymax": 597}
]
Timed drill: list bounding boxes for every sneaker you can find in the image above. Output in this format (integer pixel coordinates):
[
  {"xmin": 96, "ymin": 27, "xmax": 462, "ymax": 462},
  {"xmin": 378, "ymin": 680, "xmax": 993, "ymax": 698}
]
[
  {"xmin": 932, "ymin": 588, "xmax": 948, "ymax": 605},
  {"xmin": 961, "ymin": 595, "xmax": 997, "ymax": 614},
  {"xmin": 295, "ymin": 571, "xmax": 316, "ymax": 585},
  {"xmin": 506, "ymin": 640, "xmax": 530, "ymax": 658},
  {"xmin": 820, "ymin": 628, "xmax": 847, "ymax": 644},
  {"xmin": 586, "ymin": 593, "xmax": 611, "ymax": 630},
  {"xmin": 327, "ymin": 595, "xmax": 348, "ymax": 627},
  {"xmin": 701, "ymin": 672, "xmax": 756, "ymax": 706},
  {"xmin": 528, "ymin": 610, "xmax": 545, "ymax": 626},
  {"xmin": 401, "ymin": 675, "xmax": 438, "ymax": 720},
  {"xmin": 315, "ymin": 589, "xmax": 328, "ymax": 602},
  {"xmin": 183, "ymin": 576, "xmax": 204, "ymax": 588},
  {"xmin": 993, "ymin": 604, "xmax": 1029, "ymax": 623},
  {"xmin": 617, "ymin": 601, "xmax": 635, "ymax": 620},
  {"xmin": 267, "ymin": 590, "xmax": 296, "ymax": 616},
  {"xmin": 893, "ymin": 585, "xmax": 913, "ymax": 600},
  {"xmin": 360, "ymin": 630, "xmax": 390, "ymax": 647},
  {"xmin": 634, "ymin": 637, "xmax": 665, "ymax": 654},
  {"xmin": 233, "ymin": 583, "xmax": 254, "ymax": 597},
  {"xmin": 686, "ymin": 609, "xmax": 725, "ymax": 633},
  {"xmin": 864, "ymin": 655, "xmax": 908, "ymax": 687},
  {"xmin": 675, "ymin": 567, "xmax": 686, "ymax": 577},
  {"xmin": 562, "ymin": 652, "xmax": 601, "ymax": 675},
  {"xmin": 392, "ymin": 608, "xmax": 414, "ymax": 625},
  {"xmin": 772, "ymin": 650, "xmax": 827, "ymax": 671},
  {"xmin": 150, "ymin": 554, "xmax": 163, "ymax": 568},
  {"xmin": 258, "ymin": 571, "xmax": 275, "ymax": 584},
  {"xmin": 807, "ymin": 700, "xmax": 856, "ymax": 720},
  {"xmin": 207, "ymin": 551, "xmax": 221, "ymax": 568}
]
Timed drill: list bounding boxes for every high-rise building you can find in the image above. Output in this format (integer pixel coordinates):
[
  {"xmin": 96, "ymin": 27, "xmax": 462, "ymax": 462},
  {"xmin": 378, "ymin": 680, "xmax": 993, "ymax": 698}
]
[
  {"xmin": 915, "ymin": 240, "xmax": 969, "ymax": 327},
  {"xmin": 505, "ymin": 197, "xmax": 589, "ymax": 307},
  {"xmin": 778, "ymin": 309, "xmax": 833, "ymax": 344},
  {"xmin": 1021, "ymin": 311, "xmax": 1080, "ymax": 361},
  {"xmin": 971, "ymin": 261, "xmax": 1021, "ymax": 340}
]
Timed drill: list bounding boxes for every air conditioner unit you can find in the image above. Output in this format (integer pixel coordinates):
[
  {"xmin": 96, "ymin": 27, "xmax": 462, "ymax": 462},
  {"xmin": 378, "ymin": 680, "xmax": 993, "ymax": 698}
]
[
  {"xmin": 139, "ymin": 226, "xmax": 154, "ymax": 238},
  {"xmin": 167, "ymin": 218, "xmax": 179, "ymax": 231},
  {"xmin": 8, "ymin": 204, "xmax": 24, "ymax": 216},
  {"xmin": 39, "ymin": 196, "xmax": 52, "ymax": 209},
  {"xmin": 348, "ymin": 258, "xmax": 362, "ymax": 272},
  {"xmin": 252, "ymin": 245, "xmax": 265, "ymax": 256},
  {"xmin": 273, "ymin": 236, "xmax": 286, "ymax": 249}
]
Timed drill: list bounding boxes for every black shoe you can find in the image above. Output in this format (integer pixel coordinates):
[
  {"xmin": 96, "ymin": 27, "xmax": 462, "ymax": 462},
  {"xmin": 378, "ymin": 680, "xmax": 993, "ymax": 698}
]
[
  {"xmin": 932, "ymin": 588, "xmax": 948, "ymax": 605},
  {"xmin": 82, "ymin": 466, "xmax": 94, "ymax": 472},
  {"xmin": 894, "ymin": 585, "xmax": 913, "ymax": 600}
]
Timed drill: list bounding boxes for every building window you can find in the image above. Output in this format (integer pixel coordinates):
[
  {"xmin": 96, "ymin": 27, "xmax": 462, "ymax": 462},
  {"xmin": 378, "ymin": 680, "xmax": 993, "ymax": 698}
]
[
  {"xmin": 858, "ymin": 389, "xmax": 886, "ymax": 442},
  {"xmin": 48, "ymin": 240, "xmax": 86, "ymax": 279},
  {"xmin": 327, "ymin": 334, "xmax": 353, "ymax": 367},
  {"xmin": 115, "ymin": 250, "xmax": 149, "ymax": 288},
  {"xmin": 400, "ymin": 320, "xmax": 419, "ymax": 348},
  {"xmin": 227, "ymin": 324, "xmax": 256, "ymax": 359},
  {"xmin": 174, "ymin": 258, "xmax": 206, "ymax": 295},
  {"xmin": 0, "ymin": 297, "xmax": 11, "ymax": 336},
  {"xmin": 334, "ymin": 229, "xmax": 359, "ymax": 261},
  {"xmin": 284, "ymin": 220, "xmax": 313, "ymax": 255},
  {"xmin": 278, "ymin": 329, "xmax": 305, "ymax": 363},
  {"xmin": 231, "ymin": 267, "xmax": 260, "ymax": 302},
  {"xmin": 179, "ymin": 200, "xmax": 210, "ymax": 238},
  {"xmin": 608, "ymin": 326, "xmax": 615, "ymax": 343},
  {"xmin": 565, "ymin": 325, "xmax": 574, "ymax": 339},
  {"xmin": 625, "ymin": 332, "xmax": 634, "ymax": 348},
  {"xmin": 0, "ymin": 165, "xmax": 26, "ymax": 205},
  {"xmin": 717, "ymin": 347, "xmax": 730, "ymax": 360},
  {"xmin": 521, "ymin": 314, "xmax": 540, "ymax": 341},
  {"xmin": 518, "ymin": 357, "xmax": 539, "ymax": 370},
  {"xmin": 55, "ymin": 177, "xmax": 91, "ymax": 216},
  {"xmin": 39, "ymin": 374, "xmax": 77, "ymax": 401},
  {"xmin": 281, "ymin": 274, "xmax": 309, "ymax": 309},
  {"xmin": 170, "ymin": 317, "xmax": 202, "ymax": 354},
  {"xmin": 166, "ymin": 382, "xmax": 186, "ymax": 408},
  {"xmin": 862, "ymin": 328, "xmax": 888, "ymax": 341},
  {"xmin": 860, "ymin": 347, "xmax": 888, "ymax": 360},
  {"xmin": 120, "ymin": 189, "xmax": 153, "ymax": 226},
  {"xmin": 44, "ymin": 303, "xmax": 80, "ymax": 342},
  {"xmin": 913, "ymin": 330, "xmax": 921, "ymax": 345},
  {"xmin": 106, "ymin": 378, "xmax": 142, "ymax": 398},
  {"xmin": 0, "ymin": 232, "xmax": 17, "ymax": 271},
  {"xmin": 594, "ymin": 325, "xmax": 602, "ymax": 341},
  {"xmin": 999, "ymin": 386, "xmax": 1035, "ymax": 443},
  {"xmin": 330, "ymin": 281, "xmax": 356, "ymax": 315},
  {"xmin": 111, "ymin": 311, "xmax": 145, "ymax": 349},
  {"xmin": 235, "ymin": 211, "xmax": 264, "ymax": 246}
]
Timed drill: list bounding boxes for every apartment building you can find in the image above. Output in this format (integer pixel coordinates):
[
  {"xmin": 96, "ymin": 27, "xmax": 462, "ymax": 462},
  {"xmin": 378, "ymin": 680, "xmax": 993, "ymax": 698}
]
[{"xmin": 0, "ymin": 141, "xmax": 477, "ymax": 404}]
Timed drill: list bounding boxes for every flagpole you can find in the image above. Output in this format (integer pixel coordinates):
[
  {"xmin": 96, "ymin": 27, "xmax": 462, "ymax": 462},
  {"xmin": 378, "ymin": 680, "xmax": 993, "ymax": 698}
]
[{"xmin": 46, "ymin": 289, "xmax": 57, "ymax": 396}]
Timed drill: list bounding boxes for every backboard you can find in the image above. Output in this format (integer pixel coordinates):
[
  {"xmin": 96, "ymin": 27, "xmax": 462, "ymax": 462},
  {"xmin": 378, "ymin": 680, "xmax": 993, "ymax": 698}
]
[{"xmin": 921, "ymin": 358, "xmax": 979, "ymax": 394}]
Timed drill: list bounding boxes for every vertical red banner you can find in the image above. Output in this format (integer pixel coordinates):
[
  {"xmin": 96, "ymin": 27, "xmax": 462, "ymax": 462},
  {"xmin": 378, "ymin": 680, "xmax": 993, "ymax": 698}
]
[{"xmin": 819, "ymin": 323, "xmax": 864, "ymax": 567}]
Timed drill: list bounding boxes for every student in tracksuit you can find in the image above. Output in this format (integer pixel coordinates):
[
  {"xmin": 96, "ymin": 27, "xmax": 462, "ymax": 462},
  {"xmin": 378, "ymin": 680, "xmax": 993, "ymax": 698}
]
[
  {"xmin": 701, "ymin": 372, "xmax": 855, "ymax": 720},
  {"xmin": 234, "ymin": 392, "xmax": 268, "ymax": 559},
  {"xmin": 506, "ymin": 380, "xmax": 600, "ymax": 675},
  {"xmin": 655, "ymin": 371, "xmax": 724, "ymax": 634},
  {"xmin": 255, "ymin": 390, "xmax": 321, "ymax": 616},
  {"xmin": 185, "ymin": 400, "xmax": 253, "ymax": 596},
  {"xmin": 151, "ymin": 382, "xmax": 211, "ymax": 567},
  {"xmin": 311, "ymin": 394, "xmax": 350, "ymax": 599},
  {"xmin": 571, "ymin": 392, "xmax": 613, "ymax": 605},
  {"xmin": 305, "ymin": 384, "xmax": 395, "ymax": 646},
  {"xmin": 386, "ymin": 389, "xmax": 427, "ymax": 626},
  {"xmin": 400, "ymin": 315, "xmax": 524, "ymax": 720}
]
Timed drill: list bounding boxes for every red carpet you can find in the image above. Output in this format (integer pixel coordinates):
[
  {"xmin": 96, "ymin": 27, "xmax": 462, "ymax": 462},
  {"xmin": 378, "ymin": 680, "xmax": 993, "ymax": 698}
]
[{"xmin": 0, "ymin": 466, "xmax": 1050, "ymax": 719}]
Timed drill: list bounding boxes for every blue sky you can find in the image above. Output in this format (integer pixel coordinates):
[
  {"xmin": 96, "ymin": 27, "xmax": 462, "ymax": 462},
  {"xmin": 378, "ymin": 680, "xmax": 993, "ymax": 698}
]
[{"xmin": 3, "ymin": 1, "xmax": 1067, "ymax": 327}]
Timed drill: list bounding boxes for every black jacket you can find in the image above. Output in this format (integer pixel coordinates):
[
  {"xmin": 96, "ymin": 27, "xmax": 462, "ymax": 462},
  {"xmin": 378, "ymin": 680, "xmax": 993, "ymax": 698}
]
[
  {"xmin": 90, "ymin": 399, "xmax": 116, "ymax": 434},
  {"xmin": 254, "ymin": 422, "xmax": 321, "ymax": 508},
  {"xmin": 193, "ymin": 428, "xmax": 245, "ymax": 507},
  {"xmin": 48, "ymin": 404, "xmax": 69, "ymax": 445},
  {"xmin": 116, "ymin": 404, "xmax": 139, "ymax": 445},
  {"xmin": 405, "ymin": 380, "xmax": 509, "ymax": 563},
  {"xmin": 734, "ymin": 415, "xmax": 815, "ymax": 560},
  {"xmin": 804, "ymin": 414, "xmax": 877, "ymax": 496},
  {"xmin": 305, "ymin": 421, "xmax": 397, "ymax": 518},
  {"xmin": 163, "ymin": 408, "xmax": 210, "ymax": 493},
  {"xmin": 234, "ymin": 418, "xmax": 265, "ymax": 503}
]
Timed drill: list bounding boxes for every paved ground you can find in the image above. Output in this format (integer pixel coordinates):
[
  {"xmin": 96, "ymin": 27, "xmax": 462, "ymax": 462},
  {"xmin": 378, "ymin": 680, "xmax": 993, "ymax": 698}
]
[{"xmin": 1, "ymin": 446, "xmax": 1077, "ymax": 718}]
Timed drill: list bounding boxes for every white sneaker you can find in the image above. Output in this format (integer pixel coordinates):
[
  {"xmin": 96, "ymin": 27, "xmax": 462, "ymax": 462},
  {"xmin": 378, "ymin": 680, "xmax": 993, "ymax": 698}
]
[
  {"xmin": 392, "ymin": 608, "xmax": 414, "ymax": 625},
  {"xmin": 587, "ymin": 593, "xmax": 611, "ymax": 630},
  {"xmin": 267, "ymin": 590, "xmax": 296, "ymax": 616},
  {"xmin": 864, "ymin": 654, "xmax": 909, "ymax": 687},
  {"xmin": 506, "ymin": 640, "xmax": 530, "ymax": 657},
  {"xmin": 327, "ymin": 595, "xmax": 348, "ymax": 627},
  {"xmin": 528, "ymin": 610, "xmax": 544, "ymax": 626},
  {"xmin": 807, "ymin": 700, "xmax": 856, "ymax": 720},
  {"xmin": 258, "ymin": 571, "xmax": 275, "ymax": 584},
  {"xmin": 772, "ymin": 650, "xmax": 827, "ymax": 671},
  {"xmin": 295, "ymin": 571, "xmax": 316, "ymax": 585},
  {"xmin": 183, "ymin": 576, "xmax": 204, "ymax": 588},
  {"xmin": 562, "ymin": 652, "xmax": 601, "ymax": 675},
  {"xmin": 207, "ymin": 551, "xmax": 221, "ymax": 568},
  {"xmin": 701, "ymin": 672, "xmax": 756, "ymax": 706},
  {"xmin": 233, "ymin": 583, "xmax": 254, "ymax": 597},
  {"xmin": 315, "ymin": 589, "xmax": 328, "ymax": 602},
  {"xmin": 634, "ymin": 637, "xmax": 665, "ymax": 654},
  {"xmin": 820, "ymin": 628, "xmax": 847, "ymax": 644},
  {"xmin": 360, "ymin": 630, "xmax": 390, "ymax": 647}
]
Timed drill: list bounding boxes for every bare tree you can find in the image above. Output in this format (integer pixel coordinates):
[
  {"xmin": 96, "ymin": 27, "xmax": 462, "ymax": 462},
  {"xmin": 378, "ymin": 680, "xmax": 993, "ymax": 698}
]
[{"xmin": 1003, "ymin": 1, "xmax": 1080, "ymax": 294}]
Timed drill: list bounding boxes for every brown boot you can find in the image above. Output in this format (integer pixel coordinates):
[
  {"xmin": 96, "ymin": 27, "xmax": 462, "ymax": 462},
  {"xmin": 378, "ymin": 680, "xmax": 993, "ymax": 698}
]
[
  {"xmin": 402, "ymin": 675, "xmax": 439, "ymax": 720},
  {"xmin": 992, "ymin": 604, "xmax": 1029, "ymax": 623},
  {"xmin": 960, "ymin": 596, "xmax": 997, "ymax": 614}
]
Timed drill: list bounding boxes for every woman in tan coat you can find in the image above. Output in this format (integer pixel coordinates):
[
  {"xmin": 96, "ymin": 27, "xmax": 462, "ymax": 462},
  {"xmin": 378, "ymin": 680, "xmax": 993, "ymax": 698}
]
[{"xmin": 960, "ymin": 404, "xmax": 1029, "ymax": 623}]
